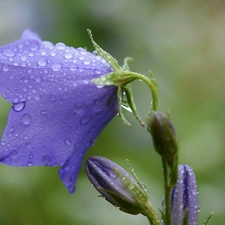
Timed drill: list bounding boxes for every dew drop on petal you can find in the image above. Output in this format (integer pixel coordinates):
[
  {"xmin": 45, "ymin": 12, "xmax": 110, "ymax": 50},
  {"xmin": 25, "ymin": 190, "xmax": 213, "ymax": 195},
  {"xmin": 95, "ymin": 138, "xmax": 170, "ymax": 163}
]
[
  {"xmin": 94, "ymin": 101, "xmax": 104, "ymax": 112},
  {"xmin": 42, "ymin": 155, "xmax": 52, "ymax": 165},
  {"xmin": 89, "ymin": 126, "xmax": 95, "ymax": 133},
  {"xmin": 9, "ymin": 150, "xmax": 18, "ymax": 158},
  {"xmin": 50, "ymin": 51, "xmax": 56, "ymax": 57},
  {"xmin": 79, "ymin": 56, "xmax": 84, "ymax": 60},
  {"xmin": 49, "ymin": 94, "xmax": 56, "ymax": 102},
  {"xmin": 41, "ymin": 110, "xmax": 47, "ymax": 115},
  {"xmin": 64, "ymin": 53, "xmax": 73, "ymax": 59},
  {"xmin": 80, "ymin": 116, "xmax": 91, "ymax": 125},
  {"xmin": 35, "ymin": 94, "xmax": 41, "ymax": 100},
  {"xmin": 83, "ymin": 61, "xmax": 90, "ymax": 65},
  {"xmin": 35, "ymin": 76, "xmax": 42, "ymax": 83},
  {"xmin": 30, "ymin": 44, "xmax": 38, "ymax": 51},
  {"xmin": 2, "ymin": 64, "xmax": 9, "ymax": 72},
  {"xmin": 21, "ymin": 56, "xmax": 27, "ymax": 61},
  {"xmin": 56, "ymin": 42, "xmax": 66, "ymax": 50},
  {"xmin": 12, "ymin": 102, "xmax": 26, "ymax": 112},
  {"xmin": 27, "ymin": 162, "xmax": 33, "ymax": 166},
  {"xmin": 52, "ymin": 63, "xmax": 62, "ymax": 71},
  {"xmin": 37, "ymin": 58, "xmax": 47, "ymax": 67},
  {"xmin": 22, "ymin": 114, "xmax": 32, "ymax": 125},
  {"xmin": 9, "ymin": 127, "xmax": 15, "ymax": 132},
  {"xmin": 2, "ymin": 49, "xmax": 15, "ymax": 57},
  {"xmin": 64, "ymin": 138, "xmax": 72, "ymax": 146},
  {"xmin": 74, "ymin": 103, "xmax": 85, "ymax": 114}
]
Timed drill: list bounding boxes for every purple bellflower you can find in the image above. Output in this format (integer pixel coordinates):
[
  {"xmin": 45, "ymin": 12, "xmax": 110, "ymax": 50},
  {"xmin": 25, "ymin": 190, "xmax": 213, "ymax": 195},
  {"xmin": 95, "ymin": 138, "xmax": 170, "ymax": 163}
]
[
  {"xmin": 171, "ymin": 164, "xmax": 199, "ymax": 225},
  {"xmin": 0, "ymin": 30, "xmax": 118, "ymax": 193}
]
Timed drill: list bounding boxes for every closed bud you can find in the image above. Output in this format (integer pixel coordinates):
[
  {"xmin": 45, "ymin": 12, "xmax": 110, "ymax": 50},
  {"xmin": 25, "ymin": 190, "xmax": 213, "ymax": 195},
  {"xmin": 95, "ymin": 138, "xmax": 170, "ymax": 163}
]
[
  {"xmin": 85, "ymin": 156, "xmax": 148, "ymax": 215},
  {"xmin": 148, "ymin": 111, "xmax": 178, "ymax": 170},
  {"xmin": 171, "ymin": 165, "xmax": 199, "ymax": 225}
]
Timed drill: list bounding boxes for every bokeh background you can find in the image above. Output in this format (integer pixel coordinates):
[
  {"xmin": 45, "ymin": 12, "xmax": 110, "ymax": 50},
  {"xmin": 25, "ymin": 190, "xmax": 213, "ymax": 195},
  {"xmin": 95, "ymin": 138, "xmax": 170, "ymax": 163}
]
[{"xmin": 0, "ymin": 0, "xmax": 225, "ymax": 224}]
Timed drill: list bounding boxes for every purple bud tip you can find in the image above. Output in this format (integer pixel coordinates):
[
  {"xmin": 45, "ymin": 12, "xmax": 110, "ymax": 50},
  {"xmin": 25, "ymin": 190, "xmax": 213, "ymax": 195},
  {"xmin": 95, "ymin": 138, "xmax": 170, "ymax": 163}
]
[{"xmin": 171, "ymin": 164, "xmax": 199, "ymax": 225}]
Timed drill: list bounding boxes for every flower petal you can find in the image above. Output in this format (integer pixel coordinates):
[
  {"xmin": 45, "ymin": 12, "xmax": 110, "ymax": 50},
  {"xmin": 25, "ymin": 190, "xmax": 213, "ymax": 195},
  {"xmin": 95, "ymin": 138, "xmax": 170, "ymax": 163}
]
[{"xmin": 0, "ymin": 30, "xmax": 118, "ymax": 192}]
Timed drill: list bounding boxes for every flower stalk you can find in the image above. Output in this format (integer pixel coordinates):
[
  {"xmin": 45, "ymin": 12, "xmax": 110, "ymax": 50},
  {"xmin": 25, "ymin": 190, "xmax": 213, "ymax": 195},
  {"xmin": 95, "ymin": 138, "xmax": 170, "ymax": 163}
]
[{"xmin": 88, "ymin": 29, "xmax": 159, "ymax": 126}]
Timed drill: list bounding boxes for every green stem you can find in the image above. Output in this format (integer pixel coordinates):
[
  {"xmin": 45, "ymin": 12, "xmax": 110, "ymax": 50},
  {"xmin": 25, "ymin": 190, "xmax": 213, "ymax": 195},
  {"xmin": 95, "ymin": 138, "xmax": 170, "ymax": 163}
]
[
  {"xmin": 142, "ymin": 202, "xmax": 161, "ymax": 225},
  {"xmin": 121, "ymin": 71, "xmax": 159, "ymax": 115},
  {"xmin": 162, "ymin": 158, "xmax": 171, "ymax": 225}
]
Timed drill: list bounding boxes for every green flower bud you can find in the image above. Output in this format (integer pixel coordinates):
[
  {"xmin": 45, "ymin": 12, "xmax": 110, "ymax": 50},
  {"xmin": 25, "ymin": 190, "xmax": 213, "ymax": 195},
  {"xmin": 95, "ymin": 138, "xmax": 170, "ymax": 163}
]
[
  {"xmin": 148, "ymin": 112, "xmax": 178, "ymax": 170},
  {"xmin": 85, "ymin": 156, "xmax": 148, "ymax": 215}
]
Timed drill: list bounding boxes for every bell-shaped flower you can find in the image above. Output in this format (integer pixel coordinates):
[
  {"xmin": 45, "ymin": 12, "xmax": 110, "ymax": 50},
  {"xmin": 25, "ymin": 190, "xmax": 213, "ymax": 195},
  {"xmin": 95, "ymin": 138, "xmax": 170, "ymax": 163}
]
[
  {"xmin": 0, "ymin": 30, "xmax": 118, "ymax": 193},
  {"xmin": 171, "ymin": 164, "xmax": 199, "ymax": 225}
]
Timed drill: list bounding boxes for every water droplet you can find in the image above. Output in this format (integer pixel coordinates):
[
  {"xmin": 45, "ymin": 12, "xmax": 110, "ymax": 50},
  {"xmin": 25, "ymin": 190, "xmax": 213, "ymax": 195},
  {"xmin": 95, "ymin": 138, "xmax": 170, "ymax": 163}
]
[
  {"xmin": 83, "ymin": 61, "xmax": 90, "ymax": 65},
  {"xmin": 50, "ymin": 51, "xmax": 56, "ymax": 56},
  {"xmin": 89, "ymin": 126, "xmax": 95, "ymax": 133},
  {"xmin": 96, "ymin": 84, "xmax": 104, "ymax": 88},
  {"xmin": 74, "ymin": 142, "xmax": 80, "ymax": 148},
  {"xmin": 29, "ymin": 154, "xmax": 33, "ymax": 158},
  {"xmin": 41, "ymin": 110, "xmax": 47, "ymax": 115},
  {"xmin": 22, "ymin": 114, "xmax": 32, "ymax": 125},
  {"xmin": 2, "ymin": 49, "xmax": 15, "ymax": 57},
  {"xmin": 9, "ymin": 150, "xmax": 18, "ymax": 158},
  {"xmin": 52, "ymin": 63, "xmax": 62, "ymax": 71},
  {"xmin": 70, "ymin": 67, "xmax": 76, "ymax": 72},
  {"xmin": 94, "ymin": 101, "xmax": 104, "ymax": 112},
  {"xmin": 79, "ymin": 56, "xmax": 84, "ymax": 60},
  {"xmin": 35, "ymin": 76, "xmax": 42, "ymax": 82},
  {"xmin": 80, "ymin": 116, "xmax": 91, "ymax": 125},
  {"xmin": 83, "ymin": 80, "xmax": 89, "ymax": 84},
  {"xmin": 56, "ymin": 42, "xmax": 65, "ymax": 50},
  {"xmin": 37, "ymin": 57, "xmax": 47, "ymax": 67},
  {"xmin": 74, "ymin": 103, "xmax": 85, "ymax": 114},
  {"xmin": 20, "ymin": 56, "xmax": 27, "ymax": 61},
  {"xmin": 64, "ymin": 53, "xmax": 73, "ymax": 59},
  {"xmin": 35, "ymin": 94, "xmax": 41, "ymax": 100},
  {"xmin": 50, "ymin": 94, "xmax": 56, "ymax": 101},
  {"xmin": 9, "ymin": 127, "xmax": 15, "ymax": 132},
  {"xmin": 64, "ymin": 138, "xmax": 72, "ymax": 146},
  {"xmin": 23, "ymin": 135, "xmax": 28, "ymax": 140},
  {"xmin": 42, "ymin": 155, "xmax": 52, "ymax": 165},
  {"xmin": 95, "ymin": 70, "xmax": 101, "ymax": 75},
  {"xmin": 30, "ymin": 43, "xmax": 38, "ymax": 51},
  {"xmin": 27, "ymin": 162, "xmax": 33, "ymax": 166},
  {"xmin": 29, "ymin": 52, "xmax": 34, "ymax": 57},
  {"xmin": 41, "ymin": 50, "xmax": 47, "ymax": 56},
  {"xmin": 2, "ymin": 64, "xmax": 9, "ymax": 72},
  {"xmin": 121, "ymin": 104, "xmax": 132, "ymax": 113},
  {"xmin": 12, "ymin": 102, "xmax": 26, "ymax": 112}
]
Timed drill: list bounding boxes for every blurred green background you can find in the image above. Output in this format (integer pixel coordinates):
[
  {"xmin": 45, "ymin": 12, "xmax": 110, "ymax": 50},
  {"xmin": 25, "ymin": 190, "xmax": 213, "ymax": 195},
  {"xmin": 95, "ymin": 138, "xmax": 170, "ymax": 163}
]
[{"xmin": 0, "ymin": 0, "xmax": 225, "ymax": 224}]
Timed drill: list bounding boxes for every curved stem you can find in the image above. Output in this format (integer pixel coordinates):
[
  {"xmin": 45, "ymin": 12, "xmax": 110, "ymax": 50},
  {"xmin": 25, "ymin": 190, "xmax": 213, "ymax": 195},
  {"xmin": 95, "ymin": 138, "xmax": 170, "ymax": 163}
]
[{"xmin": 122, "ymin": 71, "xmax": 159, "ymax": 116}]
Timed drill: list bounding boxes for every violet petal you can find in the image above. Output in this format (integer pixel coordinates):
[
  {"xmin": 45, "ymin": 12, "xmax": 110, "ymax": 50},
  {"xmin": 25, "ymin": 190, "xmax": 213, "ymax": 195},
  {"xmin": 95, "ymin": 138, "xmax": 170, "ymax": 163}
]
[{"xmin": 0, "ymin": 30, "xmax": 118, "ymax": 193}]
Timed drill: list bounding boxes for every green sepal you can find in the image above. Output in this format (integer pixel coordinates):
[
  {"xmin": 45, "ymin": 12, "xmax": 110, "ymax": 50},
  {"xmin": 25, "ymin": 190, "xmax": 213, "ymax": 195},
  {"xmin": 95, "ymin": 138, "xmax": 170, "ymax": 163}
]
[
  {"xmin": 125, "ymin": 159, "xmax": 148, "ymax": 196},
  {"xmin": 87, "ymin": 29, "xmax": 120, "ymax": 71},
  {"xmin": 203, "ymin": 212, "xmax": 214, "ymax": 225},
  {"xmin": 117, "ymin": 87, "xmax": 132, "ymax": 126},
  {"xmin": 122, "ymin": 85, "xmax": 145, "ymax": 127},
  {"xmin": 97, "ymin": 188, "xmax": 142, "ymax": 215}
]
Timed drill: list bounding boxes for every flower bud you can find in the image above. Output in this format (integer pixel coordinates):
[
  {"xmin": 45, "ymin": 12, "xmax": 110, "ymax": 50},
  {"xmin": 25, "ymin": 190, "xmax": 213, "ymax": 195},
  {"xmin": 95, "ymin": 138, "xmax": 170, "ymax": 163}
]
[
  {"xmin": 85, "ymin": 156, "xmax": 148, "ymax": 215},
  {"xmin": 148, "ymin": 112, "xmax": 178, "ymax": 169},
  {"xmin": 171, "ymin": 165, "xmax": 199, "ymax": 225}
]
